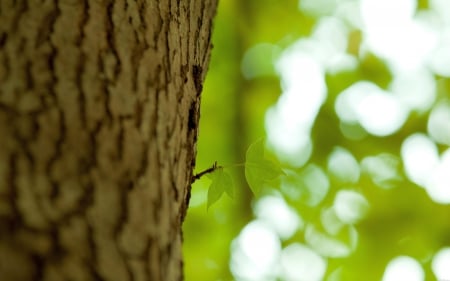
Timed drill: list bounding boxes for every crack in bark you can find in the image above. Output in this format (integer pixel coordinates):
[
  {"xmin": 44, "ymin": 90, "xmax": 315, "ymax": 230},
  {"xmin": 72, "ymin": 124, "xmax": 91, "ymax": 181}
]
[
  {"xmin": 73, "ymin": 0, "xmax": 88, "ymax": 129},
  {"xmin": 105, "ymin": 1, "xmax": 121, "ymax": 84},
  {"xmin": 6, "ymin": 153, "xmax": 20, "ymax": 232},
  {"xmin": 85, "ymin": 220, "xmax": 98, "ymax": 276}
]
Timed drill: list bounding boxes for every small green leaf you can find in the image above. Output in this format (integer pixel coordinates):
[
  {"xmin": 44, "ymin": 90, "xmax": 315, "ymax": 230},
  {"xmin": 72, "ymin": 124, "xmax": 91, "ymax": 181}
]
[
  {"xmin": 207, "ymin": 168, "xmax": 233, "ymax": 209},
  {"xmin": 245, "ymin": 139, "xmax": 284, "ymax": 194}
]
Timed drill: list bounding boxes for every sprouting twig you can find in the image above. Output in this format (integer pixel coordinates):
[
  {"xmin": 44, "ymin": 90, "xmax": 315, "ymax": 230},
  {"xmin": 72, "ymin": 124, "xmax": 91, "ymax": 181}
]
[{"xmin": 191, "ymin": 161, "xmax": 221, "ymax": 183}]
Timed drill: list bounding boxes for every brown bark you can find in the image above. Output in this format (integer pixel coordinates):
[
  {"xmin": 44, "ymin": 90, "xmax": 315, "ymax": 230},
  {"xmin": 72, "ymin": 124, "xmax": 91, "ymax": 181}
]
[{"xmin": 0, "ymin": 0, "xmax": 216, "ymax": 280}]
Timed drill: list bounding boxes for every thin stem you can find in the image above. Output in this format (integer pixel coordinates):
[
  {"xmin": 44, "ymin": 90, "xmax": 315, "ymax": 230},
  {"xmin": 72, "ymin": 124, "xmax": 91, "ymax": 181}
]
[{"xmin": 191, "ymin": 161, "xmax": 222, "ymax": 183}]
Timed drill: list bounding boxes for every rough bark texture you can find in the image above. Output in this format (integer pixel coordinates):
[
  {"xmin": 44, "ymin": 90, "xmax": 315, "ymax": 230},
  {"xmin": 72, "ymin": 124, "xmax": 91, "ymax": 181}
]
[{"xmin": 0, "ymin": 0, "xmax": 216, "ymax": 280}]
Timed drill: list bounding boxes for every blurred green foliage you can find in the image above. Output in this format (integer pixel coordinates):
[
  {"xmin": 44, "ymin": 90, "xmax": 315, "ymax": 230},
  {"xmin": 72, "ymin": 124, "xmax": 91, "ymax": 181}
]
[{"xmin": 183, "ymin": 0, "xmax": 450, "ymax": 280}]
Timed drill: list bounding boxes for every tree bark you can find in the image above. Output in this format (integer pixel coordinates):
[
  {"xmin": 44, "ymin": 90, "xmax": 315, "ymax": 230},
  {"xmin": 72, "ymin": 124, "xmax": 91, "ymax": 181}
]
[{"xmin": 0, "ymin": 0, "xmax": 216, "ymax": 280}]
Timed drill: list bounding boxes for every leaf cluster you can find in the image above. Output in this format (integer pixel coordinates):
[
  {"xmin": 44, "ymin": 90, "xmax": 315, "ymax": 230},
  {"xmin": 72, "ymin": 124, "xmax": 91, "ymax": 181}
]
[{"xmin": 198, "ymin": 139, "xmax": 284, "ymax": 208}]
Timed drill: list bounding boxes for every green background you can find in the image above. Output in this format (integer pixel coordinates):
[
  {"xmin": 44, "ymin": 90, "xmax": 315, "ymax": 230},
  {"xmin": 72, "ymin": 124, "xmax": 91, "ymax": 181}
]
[{"xmin": 183, "ymin": 0, "xmax": 450, "ymax": 280}]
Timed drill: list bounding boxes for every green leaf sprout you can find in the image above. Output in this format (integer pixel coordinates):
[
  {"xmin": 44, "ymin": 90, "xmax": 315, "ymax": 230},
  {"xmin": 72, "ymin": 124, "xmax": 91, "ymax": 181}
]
[
  {"xmin": 193, "ymin": 138, "xmax": 283, "ymax": 208},
  {"xmin": 207, "ymin": 168, "xmax": 233, "ymax": 209},
  {"xmin": 244, "ymin": 138, "xmax": 284, "ymax": 194}
]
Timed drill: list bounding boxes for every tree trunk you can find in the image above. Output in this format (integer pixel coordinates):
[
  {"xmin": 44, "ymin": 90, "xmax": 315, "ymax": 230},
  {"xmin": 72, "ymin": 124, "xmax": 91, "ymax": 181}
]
[{"xmin": 0, "ymin": 0, "xmax": 216, "ymax": 280}]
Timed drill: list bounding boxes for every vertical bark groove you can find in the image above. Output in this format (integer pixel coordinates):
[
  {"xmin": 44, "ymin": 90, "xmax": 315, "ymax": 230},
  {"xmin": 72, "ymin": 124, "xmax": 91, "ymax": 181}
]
[{"xmin": 0, "ymin": 0, "xmax": 217, "ymax": 280}]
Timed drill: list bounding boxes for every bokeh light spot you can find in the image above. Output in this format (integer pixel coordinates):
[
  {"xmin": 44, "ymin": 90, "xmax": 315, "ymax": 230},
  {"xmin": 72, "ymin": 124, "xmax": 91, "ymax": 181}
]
[
  {"xmin": 327, "ymin": 147, "xmax": 360, "ymax": 183},
  {"xmin": 401, "ymin": 133, "xmax": 439, "ymax": 187},
  {"xmin": 432, "ymin": 247, "xmax": 450, "ymax": 280},
  {"xmin": 312, "ymin": 17, "xmax": 358, "ymax": 73},
  {"xmin": 426, "ymin": 149, "xmax": 450, "ymax": 204},
  {"xmin": 299, "ymin": 0, "xmax": 337, "ymax": 17},
  {"xmin": 429, "ymin": 29, "xmax": 450, "ymax": 77},
  {"xmin": 280, "ymin": 243, "xmax": 327, "ymax": 281},
  {"xmin": 361, "ymin": 0, "xmax": 437, "ymax": 71},
  {"xmin": 355, "ymin": 88, "xmax": 408, "ymax": 136},
  {"xmin": 321, "ymin": 207, "xmax": 344, "ymax": 236},
  {"xmin": 335, "ymin": 81, "xmax": 373, "ymax": 123},
  {"xmin": 390, "ymin": 68, "xmax": 436, "ymax": 113},
  {"xmin": 382, "ymin": 256, "xmax": 424, "ymax": 281},
  {"xmin": 430, "ymin": 0, "xmax": 450, "ymax": 24},
  {"xmin": 302, "ymin": 165, "xmax": 330, "ymax": 207},
  {"xmin": 335, "ymin": 81, "xmax": 409, "ymax": 136},
  {"xmin": 280, "ymin": 165, "xmax": 330, "ymax": 207},
  {"xmin": 361, "ymin": 0, "xmax": 416, "ymax": 25},
  {"xmin": 254, "ymin": 195, "xmax": 303, "ymax": 240},
  {"xmin": 230, "ymin": 220, "xmax": 281, "ymax": 280},
  {"xmin": 267, "ymin": 51, "xmax": 326, "ymax": 167},
  {"xmin": 428, "ymin": 101, "xmax": 450, "ymax": 145},
  {"xmin": 361, "ymin": 153, "xmax": 402, "ymax": 189},
  {"xmin": 333, "ymin": 190, "xmax": 369, "ymax": 224},
  {"xmin": 305, "ymin": 224, "xmax": 358, "ymax": 258}
]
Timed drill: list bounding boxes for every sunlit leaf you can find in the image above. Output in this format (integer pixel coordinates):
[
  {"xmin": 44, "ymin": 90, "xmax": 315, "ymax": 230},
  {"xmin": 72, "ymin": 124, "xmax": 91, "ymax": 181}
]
[
  {"xmin": 207, "ymin": 168, "xmax": 233, "ymax": 209},
  {"xmin": 245, "ymin": 139, "xmax": 284, "ymax": 194}
]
